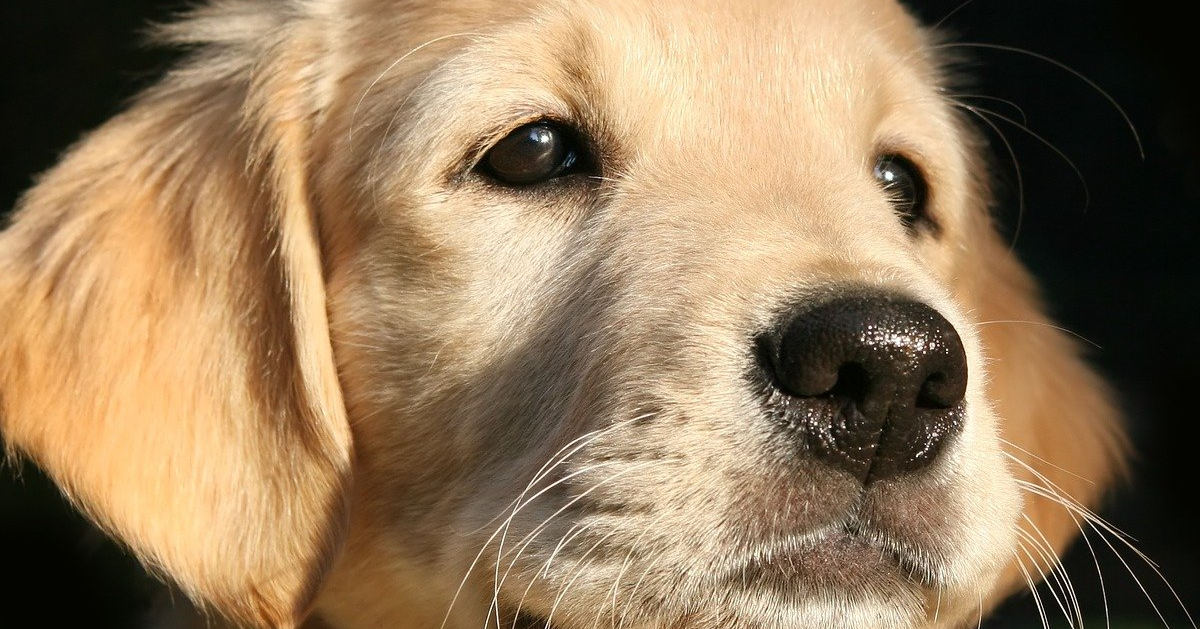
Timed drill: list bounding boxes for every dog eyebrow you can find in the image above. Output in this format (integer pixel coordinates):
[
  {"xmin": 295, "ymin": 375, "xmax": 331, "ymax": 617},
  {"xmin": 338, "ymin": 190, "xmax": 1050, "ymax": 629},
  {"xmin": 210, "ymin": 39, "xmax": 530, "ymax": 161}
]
[{"xmin": 411, "ymin": 17, "xmax": 626, "ymax": 187}]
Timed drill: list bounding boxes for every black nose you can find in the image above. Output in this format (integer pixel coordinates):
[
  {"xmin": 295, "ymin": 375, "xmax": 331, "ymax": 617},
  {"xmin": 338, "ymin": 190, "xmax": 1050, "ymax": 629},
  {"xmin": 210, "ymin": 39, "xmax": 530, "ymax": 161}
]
[{"xmin": 756, "ymin": 292, "xmax": 968, "ymax": 484}]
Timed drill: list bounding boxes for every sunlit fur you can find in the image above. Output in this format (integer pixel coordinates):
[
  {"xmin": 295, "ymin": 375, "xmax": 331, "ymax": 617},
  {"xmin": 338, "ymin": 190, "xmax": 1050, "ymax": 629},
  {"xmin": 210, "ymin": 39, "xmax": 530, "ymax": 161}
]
[{"xmin": 0, "ymin": 1, "xmax": 1128, "ymax": 628}]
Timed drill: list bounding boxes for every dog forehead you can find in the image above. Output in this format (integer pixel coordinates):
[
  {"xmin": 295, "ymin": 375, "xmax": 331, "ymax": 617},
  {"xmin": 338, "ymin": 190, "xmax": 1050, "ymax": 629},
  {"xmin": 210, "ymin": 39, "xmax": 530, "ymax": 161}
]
[
  {"xmin": 447, "ymin": 0, "xmax": 937, "ymax": 146},
  {"xmin": 341, "ymin": 0, "xmax": 955, "ymax": 220}
]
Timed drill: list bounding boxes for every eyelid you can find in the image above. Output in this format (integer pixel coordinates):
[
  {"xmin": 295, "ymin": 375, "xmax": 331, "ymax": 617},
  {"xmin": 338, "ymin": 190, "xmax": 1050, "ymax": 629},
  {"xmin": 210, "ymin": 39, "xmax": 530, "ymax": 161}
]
[
  {"xmin": 465, "ymin": 114, "xmax": 579, "ymax": 171},
  {"xmin": 477, "ymin": 123, "xmax": 574, "ymax": 186},
  {"xmin": 467, "ymin": 117, "xmax": 602, "ymax": 189},
  {"xmin": 872, "ymin": 149, "xmax": 938, "ymax": 233}
]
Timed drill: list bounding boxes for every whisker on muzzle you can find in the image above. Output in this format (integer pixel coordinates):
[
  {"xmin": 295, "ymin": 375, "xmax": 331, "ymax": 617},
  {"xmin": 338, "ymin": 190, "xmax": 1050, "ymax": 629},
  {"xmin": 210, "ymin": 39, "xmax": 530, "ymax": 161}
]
[
  {"xmin": 1002, "ymin": 445, "xmax": 1197, "ymax": 629},
  {"xmin": 490, "ymin": 420, "xmax": 662, "ymax": 580},
  {"xmin": 495, "ymin": 459, "xmax": 672, "ymax": 624},
  {"xmin": 506, "ymin": 519, "xmax": 596, "ymax": 628},
  {"xmin": 601, "ymin": 510, "xmax": 674, "ymax": 629},
  {"xmin": 443, "ymin": 414, "xmax": 652, "ymax": 629},
  {"xmin": 1015, "ymin": 524, "xmax": 1082, "ymax": 628},
  {"xmin": 1012, "ymin": 544, "xmax": 1053, "ymax": 629}
]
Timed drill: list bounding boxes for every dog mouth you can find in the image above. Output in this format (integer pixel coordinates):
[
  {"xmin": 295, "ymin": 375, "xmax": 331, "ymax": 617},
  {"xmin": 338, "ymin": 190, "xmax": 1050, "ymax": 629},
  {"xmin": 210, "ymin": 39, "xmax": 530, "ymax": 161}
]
[
  {"xmin": 721, "ymin": 527, "xmax": 931, "ymax": 597},
  {"xmin": 497, "ymin": 527, "xmax": 932, "ymax": 629}
]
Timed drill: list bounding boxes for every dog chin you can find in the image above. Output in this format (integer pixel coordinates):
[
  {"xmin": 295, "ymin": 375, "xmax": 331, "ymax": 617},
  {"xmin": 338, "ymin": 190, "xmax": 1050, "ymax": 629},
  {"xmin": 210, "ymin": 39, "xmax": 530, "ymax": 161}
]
[
  {"xmin": 497, "ymin": 531, "xmax": 975, "ymax": 629},
  {"xmin": 716, "ymin": 531, "xmax": 952, "ymax": 629},
  {"xmin": 505, "ymin": 589, "xmax": 931, "ymax": 629},
  {"xmin": 718, "ymin": 532, "xmax": 954, "ymax": 629}
]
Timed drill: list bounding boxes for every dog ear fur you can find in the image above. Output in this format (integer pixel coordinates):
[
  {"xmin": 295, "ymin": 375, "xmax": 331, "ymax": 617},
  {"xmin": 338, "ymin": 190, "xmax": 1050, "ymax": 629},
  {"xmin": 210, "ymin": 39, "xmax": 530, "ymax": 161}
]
[
  {"xmin": 964, "ymin": 212, "xmax": 1129, "ymax": 603},
  {"xmin": 0, "ymin": 11, "xmax": 351, "ymax": 628}
]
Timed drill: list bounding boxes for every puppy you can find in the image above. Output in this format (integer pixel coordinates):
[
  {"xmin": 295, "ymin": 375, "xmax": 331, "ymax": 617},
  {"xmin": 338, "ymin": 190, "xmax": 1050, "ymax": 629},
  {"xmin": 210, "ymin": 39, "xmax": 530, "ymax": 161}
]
[{"xmin": 0, "ymin": 0, "xmax": 1128, "ymax": 627}]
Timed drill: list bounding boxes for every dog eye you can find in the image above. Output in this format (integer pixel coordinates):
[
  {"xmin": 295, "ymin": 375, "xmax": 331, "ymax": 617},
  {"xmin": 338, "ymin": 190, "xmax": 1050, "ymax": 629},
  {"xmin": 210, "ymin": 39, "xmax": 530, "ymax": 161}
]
[
  {"xmin": 478, "ymin": 122, "xmax": 586, "ymax": 186},
  {"xmin": 873, "ymin": 154, "xmax": 929, "ymax": 229}
]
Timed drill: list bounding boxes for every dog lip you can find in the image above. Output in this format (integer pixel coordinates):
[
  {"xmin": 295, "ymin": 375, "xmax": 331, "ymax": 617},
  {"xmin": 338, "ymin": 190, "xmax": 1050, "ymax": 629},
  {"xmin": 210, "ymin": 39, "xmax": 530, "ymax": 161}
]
[
  {"xmin": 722, "ymin": 527, "xmax": 930, "ymax": 595},
  {"xmin": 497, "ymin": 532, "xmax": 930, "ymax": 629}
]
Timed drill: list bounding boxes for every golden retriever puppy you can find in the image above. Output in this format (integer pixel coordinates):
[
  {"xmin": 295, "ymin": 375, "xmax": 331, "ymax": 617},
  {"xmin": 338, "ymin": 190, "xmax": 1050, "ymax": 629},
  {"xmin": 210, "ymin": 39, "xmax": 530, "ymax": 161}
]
[{"xmin": 0, "ymin": 0, "xmax": 1128, "ymax": 627}]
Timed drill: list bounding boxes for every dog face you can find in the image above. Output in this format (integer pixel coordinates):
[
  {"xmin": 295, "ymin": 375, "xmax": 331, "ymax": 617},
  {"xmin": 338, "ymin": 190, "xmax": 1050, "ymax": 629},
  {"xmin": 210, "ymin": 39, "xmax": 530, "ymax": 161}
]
[{"xmin": 0, "ymin": 1, "xmax": 1127, "ymax": 628}]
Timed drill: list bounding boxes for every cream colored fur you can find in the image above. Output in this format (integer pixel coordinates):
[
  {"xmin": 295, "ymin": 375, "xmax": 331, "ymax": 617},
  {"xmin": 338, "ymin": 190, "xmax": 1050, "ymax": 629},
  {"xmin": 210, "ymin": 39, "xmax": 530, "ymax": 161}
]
[{"xmin": 0, "ymin": 0, "xmax": 1126, "ymax": 628}]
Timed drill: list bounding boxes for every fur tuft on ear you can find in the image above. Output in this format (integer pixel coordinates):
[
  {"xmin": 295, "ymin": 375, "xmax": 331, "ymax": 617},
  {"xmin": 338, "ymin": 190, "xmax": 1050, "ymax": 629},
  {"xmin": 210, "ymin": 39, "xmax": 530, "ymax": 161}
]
[{"xmin": 0, "ymin": 8, "xmax": 351, "ymax": 628}]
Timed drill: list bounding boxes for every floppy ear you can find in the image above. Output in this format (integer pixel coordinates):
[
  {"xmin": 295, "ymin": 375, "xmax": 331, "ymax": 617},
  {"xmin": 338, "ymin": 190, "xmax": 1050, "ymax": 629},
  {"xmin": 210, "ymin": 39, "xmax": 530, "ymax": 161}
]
[
  {"xmin": 964, "ymin": 216, "xmax": 1128, "ymax": 599},
  {"xmin": 0, "ymin": 17, "xmax": 351, "ymax": 629}
]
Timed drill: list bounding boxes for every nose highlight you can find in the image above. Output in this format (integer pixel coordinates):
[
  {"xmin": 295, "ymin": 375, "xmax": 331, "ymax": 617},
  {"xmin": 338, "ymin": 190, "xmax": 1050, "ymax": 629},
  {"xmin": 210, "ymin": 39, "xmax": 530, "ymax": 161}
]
[{"xmin": 757, "ymin": 292, "xmax": 968, "ymax": 484}]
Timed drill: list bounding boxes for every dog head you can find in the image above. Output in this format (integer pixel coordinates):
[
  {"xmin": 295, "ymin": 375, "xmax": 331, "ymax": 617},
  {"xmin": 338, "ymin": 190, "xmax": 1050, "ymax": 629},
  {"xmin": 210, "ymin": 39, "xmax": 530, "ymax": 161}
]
[{"xmin": 0, "ymin": 0, "xmax": 1127, "ymax": 628}]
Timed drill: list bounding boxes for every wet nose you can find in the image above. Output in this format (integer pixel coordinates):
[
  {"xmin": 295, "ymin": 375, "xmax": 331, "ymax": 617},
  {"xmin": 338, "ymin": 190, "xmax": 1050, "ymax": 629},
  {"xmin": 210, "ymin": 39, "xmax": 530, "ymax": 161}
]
[{"xmin": 756, "ymin": 292, "xmax": 968, "ymax": 484}]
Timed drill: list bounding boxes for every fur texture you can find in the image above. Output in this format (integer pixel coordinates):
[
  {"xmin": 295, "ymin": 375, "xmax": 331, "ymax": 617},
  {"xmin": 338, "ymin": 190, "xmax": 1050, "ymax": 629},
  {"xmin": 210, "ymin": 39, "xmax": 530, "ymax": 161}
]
[{"xmin": 0, "ymin": 0, "xmax": 1126, "ymax": 628}]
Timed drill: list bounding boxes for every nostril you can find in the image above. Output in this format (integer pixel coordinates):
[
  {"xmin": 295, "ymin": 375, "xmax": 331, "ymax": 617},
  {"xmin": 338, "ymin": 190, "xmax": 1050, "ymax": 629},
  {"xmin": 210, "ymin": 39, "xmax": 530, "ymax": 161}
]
[
  {"xmin": 829, "ymin": 363, "xmax": 870, "ymax": 403},
  {"xmin": 916, "ymin": 371, "xmax": 957, "ymax": 409},
  {"xmin": 755, "ymin": 291, "xmax": 968, "ymax": 483}
]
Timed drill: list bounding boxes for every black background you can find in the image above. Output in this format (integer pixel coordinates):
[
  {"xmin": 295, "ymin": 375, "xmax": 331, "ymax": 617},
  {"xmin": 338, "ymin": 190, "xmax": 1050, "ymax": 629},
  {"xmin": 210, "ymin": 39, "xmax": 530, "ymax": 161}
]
[{"xmin": 1, "ymin": 1, "xmax": 1196, "ymax": 627}]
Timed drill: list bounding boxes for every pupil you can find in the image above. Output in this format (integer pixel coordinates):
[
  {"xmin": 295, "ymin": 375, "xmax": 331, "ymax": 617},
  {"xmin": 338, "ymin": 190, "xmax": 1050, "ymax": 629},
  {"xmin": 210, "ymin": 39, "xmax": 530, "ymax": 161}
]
[
  {"xmin": 519, "ymin": 126, "xmax": 555, "ymax": 161},
  {"xmin": 872, "ymin": 154, "xmax": 929, "ymax": 230},
  {"xmin": 879, "ymin": 162, "xmax": 910, "ymax": 195},
  {"xmin": 875, "ymin": 157, "xmax": 917, "ymax": 209},
  {"xmin": 486, "ymin": 123, "xmax": 572, "ymax": 185}
]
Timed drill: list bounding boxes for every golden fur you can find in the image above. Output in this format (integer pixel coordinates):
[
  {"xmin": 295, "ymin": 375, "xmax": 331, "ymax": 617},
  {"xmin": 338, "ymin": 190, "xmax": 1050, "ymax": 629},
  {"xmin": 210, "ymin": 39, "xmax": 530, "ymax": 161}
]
[{"xmin": 0, "ymin": 0, "xmax": 1126, "ymax": 627}]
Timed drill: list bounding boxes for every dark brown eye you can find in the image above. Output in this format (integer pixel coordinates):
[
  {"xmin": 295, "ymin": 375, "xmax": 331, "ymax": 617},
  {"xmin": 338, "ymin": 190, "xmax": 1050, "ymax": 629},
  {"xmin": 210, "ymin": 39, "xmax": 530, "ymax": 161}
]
[
  {"xmin": 873, "ymin": 154, "xmax": 929, "ymax": 230},
  {"xmin": 478, "ymin": 122, "xmax": 584, "ymax": 186}
]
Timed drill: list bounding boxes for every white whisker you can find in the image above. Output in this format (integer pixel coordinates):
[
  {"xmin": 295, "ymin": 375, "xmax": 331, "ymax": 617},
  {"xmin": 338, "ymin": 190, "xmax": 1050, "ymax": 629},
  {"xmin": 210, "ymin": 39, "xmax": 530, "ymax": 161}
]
[
  {"xmin": 348, "ymin": 32, "xmax": 482, "ymax": 144},
  {"xmin": 603, "ymin": 511, "xmax": 672, "ymax": 629},
  {"xmin": 974, "ymin": 318, "xmax": 1103, "ymax": 350},
  {"xmin": 1014, "ymin": 544, "xmax": 1053, "ymax": 629},
  {"xmin": 1000, "ymin": 437, "xmax": 1102, "ymax": 485},
  {"xmin": 950, "ymin": 95, "xmax": 1027, "ymax": 248},
  {"xmin": 954, "ymin": 102, "xmax": 1092, "ymax": 213},
  {"xmin": 1004, "ymin": 448, "xmax": 1196, "ymax": 629},
  {"xmin": 946, "ymin": 92, "xmax": 1029, "ymax": 126},
  {"xmin": 441, "ymin": 415, "xmax": 651, "ymax": 629},
  {"xmin": 616, "ymin": 543, "xmax": 672, "ymax": 629},
  {"xmin": 1015, "ymin": 526, "xmax": 1079, "ymax": 628},
  {"xmin": 494, "ymin": 460, "xmax": 667, "ymax": 596},
  {"xmin": 503, "ymin": 519, "xmax": 597, "ymax": 629},
  {"xmin": 934, "ymin": 41, "xmax": 1144, "ymax": 158},
  {"xmin": 1021, "ymin": 512, "xmax": 1086, "ymax": 628}
]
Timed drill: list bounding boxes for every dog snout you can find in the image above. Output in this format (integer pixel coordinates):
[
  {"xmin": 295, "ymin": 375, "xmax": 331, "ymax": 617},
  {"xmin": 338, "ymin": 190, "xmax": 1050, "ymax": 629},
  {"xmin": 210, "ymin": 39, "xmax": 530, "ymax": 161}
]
[{"xmin": 755, "ymin": 292, "xmax": 968, "ymax": 484}]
